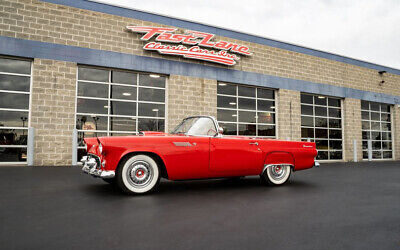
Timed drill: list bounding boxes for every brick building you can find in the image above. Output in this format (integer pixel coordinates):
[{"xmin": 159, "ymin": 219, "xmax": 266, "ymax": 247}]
[{"xmin": 0, "ymin": 0, "xmax": 399, "ymax": 166}]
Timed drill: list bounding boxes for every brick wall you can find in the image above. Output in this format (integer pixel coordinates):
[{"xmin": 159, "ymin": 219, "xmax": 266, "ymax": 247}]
[
  {"xmin": 276, "ymin": 89, "xmax": 301, "ymax": 141},
  {"xmin": 0, "ymin": 0, "xmax": 399, "ymax": 97},
  {"xmin": 167, "ymin": 75, "xmax": 217, "ymax": 132},
  {"xmin": 31, "ymin": 59, "xmax": 76, "ymax": 165},
  {"xmin": 343, "ymin": 98, "xmax": 363, "ymax": 161}
]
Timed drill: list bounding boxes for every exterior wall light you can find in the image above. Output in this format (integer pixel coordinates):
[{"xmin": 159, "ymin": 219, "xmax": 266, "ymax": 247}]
[{"xmin": 378, "ymin": 70, "xmax": 386, "ymax": 86}]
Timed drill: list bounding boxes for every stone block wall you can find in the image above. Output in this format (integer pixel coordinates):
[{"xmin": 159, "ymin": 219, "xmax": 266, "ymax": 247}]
[
  {"xmin": 343, "ymin": 98, "xmax": 363, "ymax": 161},
  {"xmin": 30, "ymin": 59, "xmax": 76, "ymax": 165},
  {"xmin": 393, "ymin": 105, "xmax": 400, "ymax": 160},
  {"xmin": 0, "ymin": 0, "xmax": 398, "ymax": 97},
  {"xmin": 167, "ymin": 75, "xmax": 217, "ymax": 132},
  {"xmin": 0, "ymin": 0, "xmax": 399, "ymax": 165},
  {"xmin": 276, "ymin": 89, "xmax": 301, "ymax": 141}
]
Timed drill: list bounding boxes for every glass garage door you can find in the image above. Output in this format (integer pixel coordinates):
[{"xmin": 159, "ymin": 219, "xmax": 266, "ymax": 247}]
[
  {"xmin": 301, "ymin": 93, "xmax": 343, "ymax": 160},
  {"xmin": 217, "ymin": 82, "xmax": 276, "ymax": 138},
  {"xmin": 76, "ymin": 66, "xmax": 166, "ymax": 158},
  {"xmin": 361, "ymin": 101, "xmax": 392, "ymax": 159},
  {"xmin": 0, "ymin": 57, "xmax": 31, "ymax": 164}
]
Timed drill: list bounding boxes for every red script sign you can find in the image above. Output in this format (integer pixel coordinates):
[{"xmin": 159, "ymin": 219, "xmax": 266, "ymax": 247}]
[{"xmin": 126, "ymin": 26, "xmax": 251, "ymax": 66}]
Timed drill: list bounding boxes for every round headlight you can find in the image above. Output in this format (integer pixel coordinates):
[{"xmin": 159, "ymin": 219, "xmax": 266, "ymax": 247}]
[{"xmin": 99, "ymin": 143, "xmax": 103, "ymax": 154}]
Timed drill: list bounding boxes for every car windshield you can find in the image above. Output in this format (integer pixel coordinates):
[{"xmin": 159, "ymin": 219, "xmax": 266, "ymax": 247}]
[{"xmin": 171, "ymin": 117, "xmax": 217, "ymax": 136}]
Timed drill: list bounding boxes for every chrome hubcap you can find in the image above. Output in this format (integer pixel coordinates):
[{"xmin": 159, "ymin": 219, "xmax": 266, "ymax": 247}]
[
  {"xmin": 126, "ymin": 160, "xmax": 153, "ymax": 188},
  {"xmin": 269, "ymin": 165, "xmax": 287, "ymax": 180}
]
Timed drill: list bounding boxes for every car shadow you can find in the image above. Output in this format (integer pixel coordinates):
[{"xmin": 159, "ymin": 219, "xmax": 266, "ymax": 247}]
[
  {"xmin": 81, "ymin": 183, "xmax": 127, "ymax": 198},
  {"xmin": 157, "ymin": 178, "xmax": 317, "ymax": 195},
  {"xmin": 80, "ymin": 177, "xmax": 317, "ymax": 197}
]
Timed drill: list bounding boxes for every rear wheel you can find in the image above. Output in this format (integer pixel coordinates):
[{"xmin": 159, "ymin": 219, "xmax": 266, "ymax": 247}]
[
  {"xmin": 260, "ymin": 165, "xmax": 291, "ymax": 186},
  {"xmin": 116, "ymin": 154, "xmax": 160, "ymax": 194}
]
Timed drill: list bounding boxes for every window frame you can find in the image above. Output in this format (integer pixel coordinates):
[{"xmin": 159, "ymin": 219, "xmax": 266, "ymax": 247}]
[
  {"xmin": 300, "ymin": 93, "xmax": 344, "ymax": 161},
  {"xmin": 217, "ymin": 82, "xmax": 276, "ymax": 138},
  {"xmin": 0, "ymin": 56, "xmax": 32, "ymax": 165},
  {"xmin": 75, "ymin": 66, "xmax": 167, "ymax": 151},
  {"xmin": 361, "ymin": 101, "xmax": 393, "ymax": 160}
]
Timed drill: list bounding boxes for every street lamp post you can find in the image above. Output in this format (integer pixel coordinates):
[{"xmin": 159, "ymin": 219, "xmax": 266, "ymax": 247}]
[
  {"xmin": 92, "ymin": 116, "xmax": 99, "ymax": 137},
  {"xmin": 20, "ymin": 117, "xmax": 27, "ymax": 136}
]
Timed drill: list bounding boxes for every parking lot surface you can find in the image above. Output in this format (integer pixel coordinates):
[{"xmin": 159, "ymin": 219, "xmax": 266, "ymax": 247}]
[{"xmin": 0, "ymin": 161, "xmax": 399, "ymax": 250}]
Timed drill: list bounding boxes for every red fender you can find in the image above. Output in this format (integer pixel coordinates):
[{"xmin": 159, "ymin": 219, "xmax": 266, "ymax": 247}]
[{"xmin": 263, "ymin": 151, "xmax": 295, "ymax": 170}]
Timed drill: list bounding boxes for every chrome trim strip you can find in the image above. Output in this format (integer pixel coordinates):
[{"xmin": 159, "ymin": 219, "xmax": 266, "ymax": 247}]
[{"xmin": 173, "ymin": 142, "xmax": 193, "ymax": 147}]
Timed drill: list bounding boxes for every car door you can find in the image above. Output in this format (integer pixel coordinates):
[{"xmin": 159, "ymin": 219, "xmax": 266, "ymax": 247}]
[
  {"xmin": 209, "ymin": 136, "xmax": 263, "ymax": 173},
  {"xmin": 163, "ymin": 136, "xmax": 211, "ymax": 180}
]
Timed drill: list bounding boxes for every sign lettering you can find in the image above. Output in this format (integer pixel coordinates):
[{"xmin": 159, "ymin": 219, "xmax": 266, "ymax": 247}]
[{"xmin": 126, "ymin": 26, "xmax": 252, "ymax": 66}]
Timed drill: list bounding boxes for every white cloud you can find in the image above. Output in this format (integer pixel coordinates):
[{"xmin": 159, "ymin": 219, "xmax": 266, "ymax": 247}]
[{"xmin": 96, "ymin": 0, "xmax": 400, "ymax": 68}]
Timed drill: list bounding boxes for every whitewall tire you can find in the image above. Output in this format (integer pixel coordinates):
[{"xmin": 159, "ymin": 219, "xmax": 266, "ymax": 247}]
[
  {"xmin": 260, "ymin": 165, "xmax": 291, "ymax": 186},
  {"xmin": 117, "ymin": 154, "xmax": 160, "ymax": 194}
]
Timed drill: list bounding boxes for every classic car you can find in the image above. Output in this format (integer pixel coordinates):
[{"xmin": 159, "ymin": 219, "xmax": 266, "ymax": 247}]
[{"xmin": 81, "ymin": 116, "xmax": 319, "ymax": 194}]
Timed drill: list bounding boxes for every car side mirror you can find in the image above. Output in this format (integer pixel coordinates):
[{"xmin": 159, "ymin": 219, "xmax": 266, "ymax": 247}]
[{"xmin": 218, "ymin": 127, "xmax": 224, "ymax": 135}]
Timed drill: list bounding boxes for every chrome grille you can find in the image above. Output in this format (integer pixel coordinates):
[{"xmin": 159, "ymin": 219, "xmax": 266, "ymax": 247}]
[{"xmin": 88, "ymin": 153, "xmax": 101, "ymax": 169}]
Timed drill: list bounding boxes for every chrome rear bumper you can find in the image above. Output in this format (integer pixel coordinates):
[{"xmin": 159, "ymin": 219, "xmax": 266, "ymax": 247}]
[{"xmin": 81, "ymin": 155, "xmax": 115, "ymax": 179}]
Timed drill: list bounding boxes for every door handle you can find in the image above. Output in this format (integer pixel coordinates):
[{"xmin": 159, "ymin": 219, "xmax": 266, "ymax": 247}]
[{"xmin": 249, "ymin": 142, "xmax": 259, "ymax": 146}]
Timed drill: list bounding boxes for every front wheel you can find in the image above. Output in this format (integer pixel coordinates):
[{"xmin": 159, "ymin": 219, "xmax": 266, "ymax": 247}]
[
  {"xmin": 116, "ymin": 154, "xmax": 160, "ymax": 194},
  {"xmin": 260, "ymin": 165, "xmax": 291, "ymax": 186}
]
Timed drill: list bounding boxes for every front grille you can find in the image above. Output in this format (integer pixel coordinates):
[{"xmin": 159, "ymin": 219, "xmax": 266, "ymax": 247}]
[{"xmin": 88, "ymin": 153, "xmax": 101, "ymax": 169}]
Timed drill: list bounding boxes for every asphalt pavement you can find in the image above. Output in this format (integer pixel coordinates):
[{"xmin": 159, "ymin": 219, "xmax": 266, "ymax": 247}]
[{"xmin": 0, "ymin": 161, "xmax": 399, "ymax": 250}]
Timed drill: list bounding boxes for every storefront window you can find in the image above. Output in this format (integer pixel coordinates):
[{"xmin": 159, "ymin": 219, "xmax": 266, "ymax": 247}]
[
  {"xmin": 361, "ymin": 101, "xmax": 392, "ymax": 159},
  {"xmin": 0, "ymin": 57, "xmax": 31, "ymax": 163},
  {"xmin": 217, "ymin": 82, "xmax": 276, "ymax": 137},
  {"xmin": 301, "ymin": 93, "xmax": 343, "ymax": 160},
  {"xmin": 76, "ymin": 66, "xmax": 166, "ymax": 157}
]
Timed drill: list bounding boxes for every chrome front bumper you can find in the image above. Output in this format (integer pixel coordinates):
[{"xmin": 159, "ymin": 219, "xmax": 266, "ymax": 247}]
[{"xmin": 81, "ymin": 155, "xmax": 115, "ymax": 179}]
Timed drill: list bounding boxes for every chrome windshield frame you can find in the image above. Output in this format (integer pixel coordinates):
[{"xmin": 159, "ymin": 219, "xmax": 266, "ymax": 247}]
[{"xmin": 171, "ymin": 116, "xmax": 221, "ymax": 137}]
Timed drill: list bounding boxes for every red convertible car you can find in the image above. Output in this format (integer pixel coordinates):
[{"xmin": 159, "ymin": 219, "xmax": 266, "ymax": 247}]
[{"xmin": 81, "ymin": 116, "xmax": 318, "ymax": 194}]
